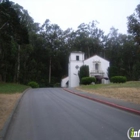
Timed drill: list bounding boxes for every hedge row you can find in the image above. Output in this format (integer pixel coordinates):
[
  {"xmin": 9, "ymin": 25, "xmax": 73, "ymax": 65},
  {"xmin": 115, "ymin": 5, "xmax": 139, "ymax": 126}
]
[
  {"xmin": 81, "ymin": 77, "xmax": 96, "ymax": 85},
  {"xmin": 111, "ymin": 76, "xmax": 127, "ymax": 83}
]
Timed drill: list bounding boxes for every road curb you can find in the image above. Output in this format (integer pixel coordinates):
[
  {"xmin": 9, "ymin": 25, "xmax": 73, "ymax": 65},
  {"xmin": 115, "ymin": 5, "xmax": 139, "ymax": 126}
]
[
  {"xmin": 0, "ymin": 88, "xmax": 31, "ymax": 140},
  {"xmin": 63, "ymin": 88, "xmax": 140, "ymax": 116}
]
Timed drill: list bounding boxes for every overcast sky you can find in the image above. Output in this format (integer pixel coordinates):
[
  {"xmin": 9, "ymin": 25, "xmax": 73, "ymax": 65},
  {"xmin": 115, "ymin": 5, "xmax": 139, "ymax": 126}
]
[{"xmin": 11, "ymin": 0, "xmax": 140, "ymax": 34}]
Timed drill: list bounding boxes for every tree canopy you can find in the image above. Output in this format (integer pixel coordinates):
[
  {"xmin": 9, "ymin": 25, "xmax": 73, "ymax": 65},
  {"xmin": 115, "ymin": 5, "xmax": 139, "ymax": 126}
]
[{"xmin": 0, "ymin": 0, "xmax": 140, "ymax": 86}]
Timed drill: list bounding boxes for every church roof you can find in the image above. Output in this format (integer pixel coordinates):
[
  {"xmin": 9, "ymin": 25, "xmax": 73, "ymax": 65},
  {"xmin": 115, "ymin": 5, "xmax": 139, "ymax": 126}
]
[{"xmin": 84, "ymin": 54, "xmax": 109, "ymax": 62}]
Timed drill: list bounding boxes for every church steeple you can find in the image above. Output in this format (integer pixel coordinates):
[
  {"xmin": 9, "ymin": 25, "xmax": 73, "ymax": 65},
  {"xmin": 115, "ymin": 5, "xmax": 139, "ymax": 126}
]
[
  {"xmin": 68, "ymin": 51, "xmax": 85, "ymax": 87},
  {"xmin": 69, "ymin": 51, "xmax": 84, "ymax": 62}
]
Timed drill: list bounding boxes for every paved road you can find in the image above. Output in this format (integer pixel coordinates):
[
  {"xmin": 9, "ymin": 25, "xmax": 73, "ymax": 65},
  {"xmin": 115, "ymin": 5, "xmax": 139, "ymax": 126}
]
[{"xmin": 5, "ymin": 88, "xmax": 140, "ymax": 140}]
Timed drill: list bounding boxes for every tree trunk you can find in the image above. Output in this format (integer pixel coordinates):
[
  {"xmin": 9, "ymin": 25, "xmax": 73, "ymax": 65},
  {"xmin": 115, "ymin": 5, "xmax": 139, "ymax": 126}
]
[
  {"xmin": 49, "ymin": 58, "xmax": 51, "ymax": 83},
  {"xmin": 3, "ymin": 64, "xmax": 7, "ymax": 82},
  {"xmin": 0, "ymin": 74, "xmax": 2, "ymax": 82},
  {"xmin": 0, "ymin": 22, "xmax": 7, "ymax": 30},
  {"xmin": 17, "ymin": 45, "xmax": 20, "ymax": 83}
]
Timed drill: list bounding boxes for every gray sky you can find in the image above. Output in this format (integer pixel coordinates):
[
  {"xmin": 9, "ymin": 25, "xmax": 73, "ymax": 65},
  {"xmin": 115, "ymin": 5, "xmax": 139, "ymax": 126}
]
[{"xmin": 11, "ymin": 0, "xmax": 140, "ymax": 34}]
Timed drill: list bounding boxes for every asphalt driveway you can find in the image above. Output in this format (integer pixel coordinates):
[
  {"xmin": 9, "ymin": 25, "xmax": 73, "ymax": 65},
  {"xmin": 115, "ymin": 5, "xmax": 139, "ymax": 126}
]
[{"xmin": 5, "ymin": 88, "xmax": 140, "ymax": 140}]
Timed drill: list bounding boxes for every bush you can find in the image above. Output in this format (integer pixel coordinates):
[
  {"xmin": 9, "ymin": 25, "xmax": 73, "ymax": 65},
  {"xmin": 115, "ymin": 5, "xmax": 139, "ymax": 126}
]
[
  {"xmin": 111, "ymin": 76, "xmax": 127, "ymax": 83},
  {"xmin": 81, "ymin": 77, "xmax": 96, "ymax": 85},
  {"xmin": 54, "ymin": 83, "xmax": 61, "ymax": 87},
  {"xmin": 28, "ymin": 81, "xmax": 39, "ymax": 88},
  {"xmin": 78, "ymin": 65, "xmax": 89, "ymax": 84}
]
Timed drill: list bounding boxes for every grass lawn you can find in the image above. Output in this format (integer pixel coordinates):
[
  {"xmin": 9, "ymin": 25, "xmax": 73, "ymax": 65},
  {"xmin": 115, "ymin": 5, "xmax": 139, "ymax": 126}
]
[
  {"xmin": 77, "ymin": 81, "xmax": 140, "ymax": 105},
  {"xmin": 0, "ymin": 83, "xmax": 29, "ymax": 94},
  {"xmin": 80, "ymin": 81, "xmax": 140, "ymax": 89},
  {"xmin": 0, "ymin": 83, "xmax": 29, "ymax": 131}
]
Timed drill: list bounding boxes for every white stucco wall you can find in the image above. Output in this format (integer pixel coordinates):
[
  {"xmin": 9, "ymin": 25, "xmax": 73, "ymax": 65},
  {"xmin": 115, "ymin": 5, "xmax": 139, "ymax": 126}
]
[
  {"xmin": 84, "ymin": 55, "xmax": 109, "ymax": 78},
  {"xmin": 61, "ymin": 77, "xmax": 69, "ymax": 87},
  {"xmin": 69, "ymin": 52, "xmax": 84, "ymax": 61},
  {"xmin": 102, "ymin": 79, "xmax": 110, "ymax": 84},
  {"xmin": 68, "ymin": 52, "xmax": 84, "ymax": 88},
  {"xmin": 69, "ymin": 61, "xmax": 83, "ymax": 87}
]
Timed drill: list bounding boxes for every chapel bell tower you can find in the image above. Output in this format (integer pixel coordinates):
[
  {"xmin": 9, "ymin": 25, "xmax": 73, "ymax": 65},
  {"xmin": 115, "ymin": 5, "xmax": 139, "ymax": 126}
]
[{"xmin": 68, "ymin": 51, "xmax": 84, "ymax": 87}]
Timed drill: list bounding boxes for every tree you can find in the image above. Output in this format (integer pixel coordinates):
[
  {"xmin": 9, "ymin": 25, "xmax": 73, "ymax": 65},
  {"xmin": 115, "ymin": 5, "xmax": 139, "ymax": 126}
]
[
  {"xmin": 12, "ymin": 3, "xmax": 40, "ymax": 83},
  {"xmin": 127, "ymin": 4, "xmax": 140, "ymax": 45},
  {"xmin": 74, "ymin": 21, "xmax": 104, "ymax": 59},
  {"xmin": 108, "ymin": 66, "xmax": 119, "ymax": 79},
  {"xmin": 78, "ymin": 65, "xmax": 89, "ymax": 84},
  {"xmin": 0, "ymin": 0, "xmax": 29, "ymax": 82},
  {"xmin": 41, "ymin": 19, "xmax": 66, "ymax": 84},
  {"xmin": 127, "ymin": 3, "xmax": 140, "ymax": 80}
]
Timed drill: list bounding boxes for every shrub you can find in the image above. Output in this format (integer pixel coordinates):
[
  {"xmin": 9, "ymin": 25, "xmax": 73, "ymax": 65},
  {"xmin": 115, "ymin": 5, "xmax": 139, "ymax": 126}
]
[
  {"xmin": 111, "ymin": 76, "xmax": 127, "ymax": 83},
  {"xmin": 78, "ymin": 65, "xmax": 89, "ymax": 84},
  {"xmin": 28, "ymin": 81, "xmax": 39, "ymax": 88},
  {"xmin": 54, "ymin": 83, "xmax": 61, "ymax": 87},
  {"xmin": 81, "ymin": 77, "xmax": 96, "ymax": 85}
]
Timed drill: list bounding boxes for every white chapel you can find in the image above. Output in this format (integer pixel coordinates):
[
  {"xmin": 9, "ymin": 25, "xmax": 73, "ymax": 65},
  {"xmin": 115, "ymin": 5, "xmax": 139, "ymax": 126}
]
[{"xmin": 61, "ymin": 51, "xmax": 110, "ymax": 88}]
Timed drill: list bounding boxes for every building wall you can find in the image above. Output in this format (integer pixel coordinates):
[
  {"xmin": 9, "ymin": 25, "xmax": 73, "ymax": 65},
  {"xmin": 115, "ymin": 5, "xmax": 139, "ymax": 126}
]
[
  {"xmin": 61, "ymin": 77, "xmax": 69, "ymax": 87},
  {"xmin": 68, "ymin": 52, "xmax": 84, "ymax": 88},
  {"xmin": 69, "ymin": 52, "xmax": 84, "ymax": 61},
  {"xmin": 84, "ymin": 55, "xmax": 109, "ymax": 78}
]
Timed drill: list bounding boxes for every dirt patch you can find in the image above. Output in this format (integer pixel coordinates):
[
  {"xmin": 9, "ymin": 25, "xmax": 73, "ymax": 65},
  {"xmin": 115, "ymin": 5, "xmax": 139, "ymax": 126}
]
[
  {"xmin": 76, "ymin": 87, "xmax": 140, "ymax": 105},
  {"xmin": 0, "ymin": 94, "xmax": 21, "ymax": 131}
]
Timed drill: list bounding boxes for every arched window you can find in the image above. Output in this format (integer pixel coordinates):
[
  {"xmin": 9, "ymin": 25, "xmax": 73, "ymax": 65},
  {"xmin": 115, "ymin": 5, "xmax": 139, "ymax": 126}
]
[{"xmin": 95, "ymin": 63, "xmax": 99, "ymax": 70}]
